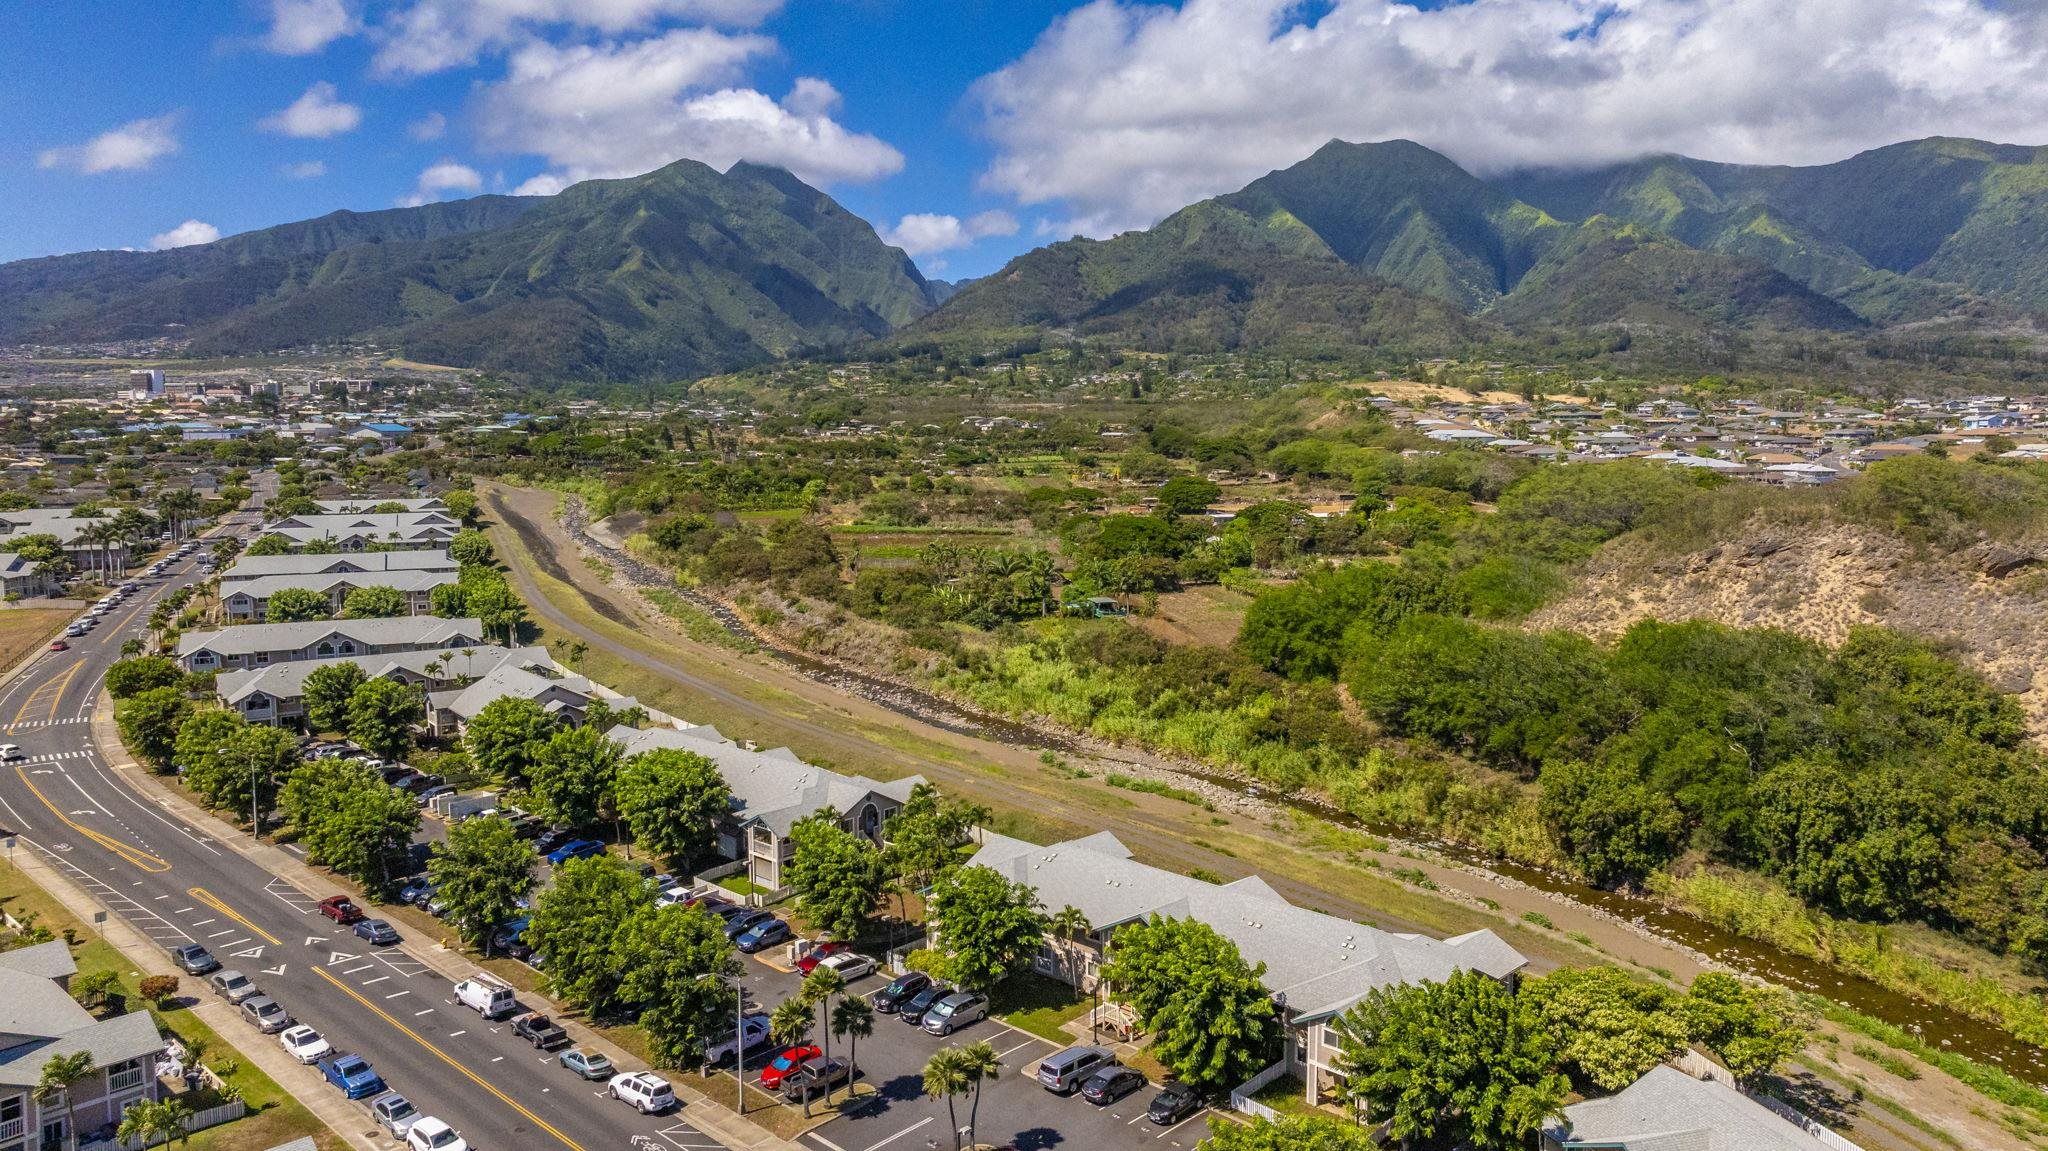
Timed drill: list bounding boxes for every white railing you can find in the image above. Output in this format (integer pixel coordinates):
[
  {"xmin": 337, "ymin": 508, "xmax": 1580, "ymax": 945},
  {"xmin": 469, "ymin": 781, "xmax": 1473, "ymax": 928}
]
[
  {"xmin": 97, "ymin": 1097, "xmax": 247, "ymax": 1150},
  {"xmin": 1229, "ymin": 1060, "xmax": 1289, "ymax": 1120}
]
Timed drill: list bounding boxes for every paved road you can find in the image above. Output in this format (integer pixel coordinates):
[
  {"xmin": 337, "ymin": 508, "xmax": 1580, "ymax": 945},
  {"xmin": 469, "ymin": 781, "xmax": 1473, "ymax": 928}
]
[{"xmin": 0, "ymin": 513, "xmax": 727, "ymax": 1151}]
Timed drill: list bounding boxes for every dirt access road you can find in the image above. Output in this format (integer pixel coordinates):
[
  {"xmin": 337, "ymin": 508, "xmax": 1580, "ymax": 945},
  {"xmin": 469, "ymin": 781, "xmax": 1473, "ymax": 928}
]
[{"xmin": 479, "ymin": 481, "xmax": 2004, "ymax": 1151}]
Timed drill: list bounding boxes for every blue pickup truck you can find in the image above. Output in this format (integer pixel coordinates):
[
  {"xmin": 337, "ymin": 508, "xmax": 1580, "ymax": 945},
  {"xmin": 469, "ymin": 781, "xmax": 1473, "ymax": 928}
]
[{"xmin": 319, "ymin": 1052, "xmax": 386, "ymax": 1099}]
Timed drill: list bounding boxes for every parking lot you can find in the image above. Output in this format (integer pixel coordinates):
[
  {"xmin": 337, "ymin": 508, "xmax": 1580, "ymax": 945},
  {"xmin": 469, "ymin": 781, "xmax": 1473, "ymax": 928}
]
[{"xmin": 726, "ymin": 949, "xmax": 1215, "ymax": 1151}]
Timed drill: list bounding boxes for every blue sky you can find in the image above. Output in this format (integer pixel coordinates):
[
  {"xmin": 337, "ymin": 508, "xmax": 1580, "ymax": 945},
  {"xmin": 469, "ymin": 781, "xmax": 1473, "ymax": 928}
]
[{"xmin": 5, "ymin": 1, "xmax": 2042, "ymax": 282}]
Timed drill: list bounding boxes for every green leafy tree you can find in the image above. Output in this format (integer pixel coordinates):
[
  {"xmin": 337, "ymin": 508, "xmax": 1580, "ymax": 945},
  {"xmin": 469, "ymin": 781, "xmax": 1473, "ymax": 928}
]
[
  {"xmin": 615, "ymin": 748, "xmax": 731, "ymax": 864},
  {"xmin": 285, "ymin": 760, "xmax": 420, "ymax": 892},
  {"xmin": 449, "ymin": 529, "xmax": 495, "ymax": 567},
  {"xmin": 1156, "ymin": 475, "xmax": 1223, "ymax": 517},
  {"xmin": 172, "ymin": 709, "xmax": 245, "ymax": 799},
  {"xmin": 526, "ymin": 854, "xmax": 653, "ymax": 1015},
  {"xmin": 615, "ymin": 905, "xmax": 739, "ymax": 1067},
  {"xmin": 116, "ymin": 686, "xmax": 192, "ymax": 770},
  {"xmin": 883, "ymin": 783, "xmax": 988, "ymax": 894},
  {"xmin": 925, "ymin": 865, "xmax": 1046, "ymax": 992},
  {"xmin": 429, "ymin": 583, "xmax": 467, "ymax": 618},
  {"xmin": 106, "ymin": 655, "xmax": 182, "ymax": 700},
  {"xmin": 1100, "ymin": 916, "xmax": 1277, "ymax": 1092},
  {"xmin": 341, "ymin": 585, "xmax": 408, "ymax": 619},
  {"xmin": 442, "ymin": 491, "xmax": 479, "ymax": 526},
  {"xmin": 244, "ymin": 534, "xmax": 292, "ymax": 557},
  {"xmin": 1521, "ymin": 966, "xmax": 1686, "ymax": 1091},
  {"xmin": 300, "ymin": 662, "xmax": 367, "ymax": 735},
  {"xmin": 464, "ymin": 697, "xmax": 556, "ymax": 785},
  {"xmin": 428, "ymin": 814, "xmax": 536, "ymax": 949},
  {"xmin": 264, "ymin": 587, "xmax": 333, "ymax": 623},
  {"xmin": 1677, "ymin": 973, "xmax": 1807, "ymax": 1084},
  {"xmin": 182, "ymin": 719, "xmax": 295, "ymax": 823},
  {"xmin": 786, "ymin": 814, "xmax": 887, "ymax": 942},
  {"xmin": 1538, "ymin": 758, "xmax": 1685, "ymax": 886},
  {"xmin": 1199, "ymin": 1115, "xmax": 1379, "ymax": 1150},
  {"xmin": 347, "ymin": 677, "xmax": 422, "ymax": 762},
  {"xmin": 527, "ymin": 724, "xmax": 621, "ymax": 829},
  {"xmin": 1331, "ymin": 971, "xmax": 1568, "ymax": 1151}
]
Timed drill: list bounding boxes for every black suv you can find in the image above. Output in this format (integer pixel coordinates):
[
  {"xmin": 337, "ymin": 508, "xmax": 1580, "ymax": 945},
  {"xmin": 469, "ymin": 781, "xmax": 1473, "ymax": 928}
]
[{"xmin": 873, "ymin": 971, "xmax": 931, "ymax": 1014}]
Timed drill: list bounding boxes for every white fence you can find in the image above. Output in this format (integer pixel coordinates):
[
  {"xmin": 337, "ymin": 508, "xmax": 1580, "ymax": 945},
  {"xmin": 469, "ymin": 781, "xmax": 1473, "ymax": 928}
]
[
  {"xmin": 89, "ymin": 1097, "xmax": 248, "ymax": 1151},
  {"xmin": 1228, "ymin": 1060, "xmax": 1289, "ymax": 1121}
]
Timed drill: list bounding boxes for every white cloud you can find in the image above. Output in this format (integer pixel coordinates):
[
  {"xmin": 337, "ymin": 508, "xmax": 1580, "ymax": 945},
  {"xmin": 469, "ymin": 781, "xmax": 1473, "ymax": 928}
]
[
  {"xmin": 263, "ymin": 0, "xmax": 354, "ymax": 55},
  {"xmin": 372, "ymin": 0, "xmax": 783, "ymax": 76},
  {"xmin": 974, "ymin": 0, "xmax": 2048, "ymax": 235},
  {"xmin": 513, "ymin": 172, "xmax": 571, "ymax": 196},
  {"xmin": 150, "ymin": 220, "xmax": 220, "ymax": 250},
  {"xmin": 399, "ymin": 160, "xmax": 485, "ymax": 206},
  {"xmin": 476, "ymin": 32, "xmax": 902, "ymax": 188},
  {"xmin": 280, "ymin": 160, "xmax": 328, "ymax": 179},
  {"xmin": 883, "ymin": 210, "xmax": 1020, "ymax": 257},
  {"xmin": 259, "ymin": 82, "xmax": 362, "ymax": 139},
  {"xmin": 407, "ymin": 111, "xmax": 448, "ymax": 141},
  {"xmin": 36, "ymin": 113, "xmax": 180, "ymax": 174}
]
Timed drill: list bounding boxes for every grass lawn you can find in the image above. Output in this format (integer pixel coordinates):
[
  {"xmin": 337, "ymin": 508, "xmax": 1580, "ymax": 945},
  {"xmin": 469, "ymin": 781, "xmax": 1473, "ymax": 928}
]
[
  {"xmin": 716, "ymin": 874, "xmax": 768, "ymax": 897},
  {"xmin": 0, "ymin": 860, "xmax": 340, "ymax": 1151},
  {"xmin": 990, "ymin": 973, "xmax": 1092, "ymax": 1044},
  {"xmin": 0, "ymin": 608, "xmax": 74, "ymax": 669}
]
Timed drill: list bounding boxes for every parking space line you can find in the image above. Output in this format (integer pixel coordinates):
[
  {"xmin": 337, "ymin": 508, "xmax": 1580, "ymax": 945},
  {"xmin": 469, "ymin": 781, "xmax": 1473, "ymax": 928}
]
[{"xmin": 856, "ymin": 1116, "xmax": 932, "ymax": 1151}]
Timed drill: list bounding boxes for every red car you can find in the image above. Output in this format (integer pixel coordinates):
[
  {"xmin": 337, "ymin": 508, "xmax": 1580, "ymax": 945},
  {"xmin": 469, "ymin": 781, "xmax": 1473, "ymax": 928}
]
[
  {"xmin": 794, "ymin": 941, "xmax": 852, "ymax": 975},
  {"xmin": 48, "ymin": 640, "xmax": 67, "ymax": 652},
  {"xmin": 317, "ymin": 896, "xmax": 364, "ymax": 924},
  {"xmin": 757, "ymin": 1045, "xmax": 822, "ymax": 1090}
]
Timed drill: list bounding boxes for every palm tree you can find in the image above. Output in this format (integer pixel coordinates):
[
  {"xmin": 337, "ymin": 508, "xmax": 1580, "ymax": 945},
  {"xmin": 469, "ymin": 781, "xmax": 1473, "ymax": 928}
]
[
  {"xmin": 830, "ymin": 996, "xmax": 873, "ymax": 1107},
  {"xmin": 1049, "ymin": 905, "xmax": 1092, "ymax": 989},
  {"xmin": 800, "ymin": 966, "xmax": 846, "ymax": 1064},
  {"xmin": 35, "ymin": 1050, "xmax": 95, "ymax": 1150},
  {"xmin": 771, "ymin": 996, "xmax": 820, "ymax": 1117},
  {"xmin": 957, "ymin": 1040, "xmax": 1002, "ymax": 1148},
  {"xmin": 116, "ymin": 1097, "xmax": 192, "ymax": 1149},
  {"xmin": 921, "ymin": 1048, "xmax": 971, "ymax": 1151}
]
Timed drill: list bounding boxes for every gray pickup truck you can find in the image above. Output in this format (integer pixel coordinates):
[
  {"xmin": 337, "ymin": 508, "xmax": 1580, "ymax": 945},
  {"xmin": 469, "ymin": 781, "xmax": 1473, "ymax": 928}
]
[{"xmin": 511, "ymin": 1012, "xmax": 571, "ymax": 1050}]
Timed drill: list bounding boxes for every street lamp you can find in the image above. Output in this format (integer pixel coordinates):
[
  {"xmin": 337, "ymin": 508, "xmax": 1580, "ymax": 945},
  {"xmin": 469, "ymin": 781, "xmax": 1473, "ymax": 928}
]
[{"xmin": 220, "ymin": 745, "xmax": 269, "ymax": 840}]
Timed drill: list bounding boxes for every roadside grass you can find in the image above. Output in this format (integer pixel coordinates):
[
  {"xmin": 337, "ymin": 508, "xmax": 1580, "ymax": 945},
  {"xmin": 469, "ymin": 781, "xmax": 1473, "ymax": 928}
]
[
  {"xmin": 1804, "ymin": 994, "xmax": 2048, "ymax": 1125},
  {"xmin": 990, "ymin": 973, "xmax": 1091, "ymax": 1044},
  {"xmin": 0, "ymin": 608, "xmax": 75, "ymax": 669},
  {"xmin": 0, "ymin": 860, "xmax": 340, "ymax": 1151}
]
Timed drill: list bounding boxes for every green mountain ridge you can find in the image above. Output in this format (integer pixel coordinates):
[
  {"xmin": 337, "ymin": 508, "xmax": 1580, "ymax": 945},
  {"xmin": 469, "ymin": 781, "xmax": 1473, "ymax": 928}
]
[{"xmin": 0, "ymin": 158, "xmax": 935, "ymax": 380}]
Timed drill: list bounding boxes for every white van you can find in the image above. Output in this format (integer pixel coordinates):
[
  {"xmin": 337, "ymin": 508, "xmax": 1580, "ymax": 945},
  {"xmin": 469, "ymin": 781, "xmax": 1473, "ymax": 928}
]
[{"xmin": 452, "ymin": 974, "xmax": 516, "ymax": 1019}]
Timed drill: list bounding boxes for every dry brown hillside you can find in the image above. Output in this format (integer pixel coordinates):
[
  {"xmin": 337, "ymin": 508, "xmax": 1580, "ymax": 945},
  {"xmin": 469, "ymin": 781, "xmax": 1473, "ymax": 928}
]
[{"xmin": 1532, "ymin": 517, "xmax": 2048, "ymax": 733}]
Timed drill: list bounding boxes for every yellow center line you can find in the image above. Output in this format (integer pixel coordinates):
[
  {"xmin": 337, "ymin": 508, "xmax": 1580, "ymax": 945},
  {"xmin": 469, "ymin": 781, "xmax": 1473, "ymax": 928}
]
[
  {"xmin": 185, "ymin": 887, "xmax": 281, "ymax": 946},
  {"xmin": 14, "ymin": 763, "xmax": 170, "ymax": 872},
  {"xmin": 313, "ymin": 967, "xmax": 589, "ymax": 1151},
  {"xmin": 10, "ymin": 658, "xmax": 77, "ymax": 728}
]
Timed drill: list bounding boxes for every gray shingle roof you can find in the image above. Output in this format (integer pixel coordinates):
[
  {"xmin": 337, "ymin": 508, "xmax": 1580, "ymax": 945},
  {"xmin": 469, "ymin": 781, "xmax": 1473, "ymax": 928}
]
[
  {"xmin": 432, "ymin": 664, "xmax": 593, "ymax": 721},
  {"xmin": 609, "ymin": 725, "xmax": 923, "ymax": 835},
  {"xmin": 0, "ymin": 941, "xmax": 77, "ymax": 981},
  {"xmin": 216, "ymin": 645, "xmax": 539, "ymax": 705},
  {"xmin": 969, "ymin": 832, "xmax": 1527, "ymax": 1021},
  {"xmin": 178, "ymin": 617, "xmax": 485, "ymax": 659},
  {"xmin": 221, "ymin": 569, "xmax": 457, "ymax": 601},
  {"xmin": 222, "ymin": 551, "xmax": 457, "ymax": 580},
  {"xmin": 0, "ymin": 1011, "xmax": 164, "ymax": 1088},
  {"xmin": 1551, "ymin": 1065, "xmax": 1854, "ymax": 1151}
]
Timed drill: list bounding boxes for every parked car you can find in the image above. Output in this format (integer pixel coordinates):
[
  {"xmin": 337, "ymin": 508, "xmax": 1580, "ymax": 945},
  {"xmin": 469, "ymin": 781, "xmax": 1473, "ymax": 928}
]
[
  {"xmin": 722, "ymin": 909, "xmax": 775, "ymax": 940},
  {"xmin": 1148, "ymin": 1082, "xmax": 1203, "ymax": 1125},
  {"xmin": 921, "ymin": 991, "xmax": 989, "ymax": 1036},
  {"xmin": 897, "ymin": 983, "xmax": 952, "ymax": 1026},
  {"xmin": 512, "ymin": 1013, "xmax": 571, "ymax": 1050},
  {"xmin": 1081, "ymin": 1065, "xmax": 1147, "ymax": 1106},
  {"xmin": 491, "ymin": 916, "xmax": 532, "ymax": 957},
  {"xmin": 404, "ymin": 1117, "xmax": 467, "ymax": 1151},
  {"xmin": 558, "ymin": 1048, "xmax": 615, "ymax": 1081},
  {"xmin": 354, "ymin": 918, "xmax": 400, "ymax": 945},
  {"xmin": 452, "ymin": 974, "xmax": 517, "ymax": 1019},
  {"xmin": 781, "ymin": 1057, "xmax": 853, "ymax": 1101},
  {"xmin": 793, "ymin": 941, "xmax": 853, "ymax": 974},
  {"xmin": 47, "ymin": 640, "xmax": 66, "ymax": 652},
  {"xmin": 399, "ymin": 878, "xmax": 436, "ymax": 905},
  {"xmin": 531, "ymin": 829, "xmax": 575, "ymax": 855},
  {"xmin": 758, "ymin": 1045, "xmax": 822, "ymax": 1090},
  {"xmin": 812, "ymin": 952, "xmax": 877, "ymax": 982},
  {"xmin": 320, "ymin": 1053, "xmax": 386, "ymax": 1099},
  {"xmin": 607, "ymin": 1071, "xmax": 676, "ymax": 1114},
  {"xmin": 316, "ymin": 895, "xmax": 364, "ymax": 924},
  {"xmin": 705, "ymin": 1013, "xmax": 773, "ymax": 1066},
  {"xmin": 544, "ymin": 839, "xmax": 604, "ymax": 865},
  {"xmin": 1038, "ymin": 1046, "xmax": 1116, "ymax": 1094},
  {"xmin": 279, "ymin": 1025, "xmax": 331, "ymax": 1064},
  {"xmin": 400, "ymin": 773, "xmax": 445, "ymax": 796},
  {"xmin": 873, "ymin": 971, "xmax": 930, "ymax": 1014},
  {"xmin": 0, "ymin": 745, "xmax": 24, "ymax": 763},
  {"xmin": 209, "ymin": 970, "xmax": 259, "ymax": 1004},
  {"xmin": 169, "ymin": 944, "xmax": 219, "ymax": 975},
  {"xmin": 735, "ymin": 918, "xmax": 789, "ymax": 953},
  {"xmin": 370, "ymin": 1092, "xmax": 421, "ymax": 1138},
  {"xmin": 241, "ymin": 995, "xmax": 291, "ymax": 1033},
  {"xmin": 415, "ymin": 784, "xmax": 457, "ymax": 808}
]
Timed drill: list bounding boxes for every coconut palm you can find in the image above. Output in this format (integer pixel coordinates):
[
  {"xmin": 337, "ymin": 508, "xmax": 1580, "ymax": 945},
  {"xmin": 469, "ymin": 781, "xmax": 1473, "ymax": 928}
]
[
  {"xmin": 1049, "ymin": 905, "xmax": 1092, "ymax": 988},
  {"xmin": 830, "ymin": 996, "xmax": 873, "ymax": 1107},
  {"xmin": 921, "ymin": 1047, "xmax": 971, "ymax": 1151},
  {"xmin": 116, "ymin": 1097, "xmax": 192, "ymax": 1149},
  {"xmin": 957, "ymin": 1040, "xmax": 1002, "ymax": 1148},
  {"xmin": 35, "ymin": 1050, "xmax": 95, "ymax": 1150},
  {"xmin": 800, "ymin": 966, "xmax": 846, "ymax": 1063}
]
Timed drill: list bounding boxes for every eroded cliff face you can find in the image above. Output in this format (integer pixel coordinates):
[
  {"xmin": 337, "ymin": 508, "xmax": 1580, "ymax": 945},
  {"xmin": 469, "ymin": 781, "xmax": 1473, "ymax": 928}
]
[{"xmin": 1533, "ymin": 517, "xmax": 2048, "ymax": 732}]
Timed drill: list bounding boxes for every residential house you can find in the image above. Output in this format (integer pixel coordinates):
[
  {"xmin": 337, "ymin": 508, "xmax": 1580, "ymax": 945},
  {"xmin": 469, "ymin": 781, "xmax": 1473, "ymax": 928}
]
[
  {"xmin": 609, "ymin": 725, "xmax": 925, "ymax": 892},
  {"xmin": 219, "ymin": 567, "xmax": 457, "ymax": 622},
  {"xmin": 216, "ymin": 645, "xmax": 541, "ymax": 726},
  {"xmin": 1543, "ymin": 1064, "xmax": 1861, "ymax": 1151},
  {"xmin": 309, "ymin": 498, "xmax": 446, "ymax": 515},
  {"xmin": 0, "ymin": 554, "xmax": 53, "ymax": 598},
  {"xmin": 968, "ymin": 831, "xmax": 1527, "ymax": 1106},
  {"xmin": 425, "ymin": 663, "xmax": 606, "ymax": 739},
  {"xmin": 0, "ymin": 940, "xmax": 166, "ymax": 1151},
  {"xmin": 0, "ymin": 509, "xmax": 134, "ymax": 574},
  {"xmin": 175, "ymin": 617, "xmax": 485, "ymax": 673},
  {"xmin": 252, "ymin": 511, "xmax": 458, "ymax": 553}
]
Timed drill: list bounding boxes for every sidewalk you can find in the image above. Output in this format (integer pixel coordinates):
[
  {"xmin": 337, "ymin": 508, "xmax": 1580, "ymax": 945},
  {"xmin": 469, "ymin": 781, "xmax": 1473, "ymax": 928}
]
[
  {"xmin": 90, "ymin": 694, "xmax": 806, "ymax": 1151},
  {"xmin": 8, "ymin": 821, "xmax": 382, "ymax": 1151}
]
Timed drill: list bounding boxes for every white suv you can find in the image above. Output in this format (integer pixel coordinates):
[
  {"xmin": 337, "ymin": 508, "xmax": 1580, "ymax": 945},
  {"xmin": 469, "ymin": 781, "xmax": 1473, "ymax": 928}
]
[{"xmin": 607, "ymin": 1071, "xmax": 675, "ymax": 1114}]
